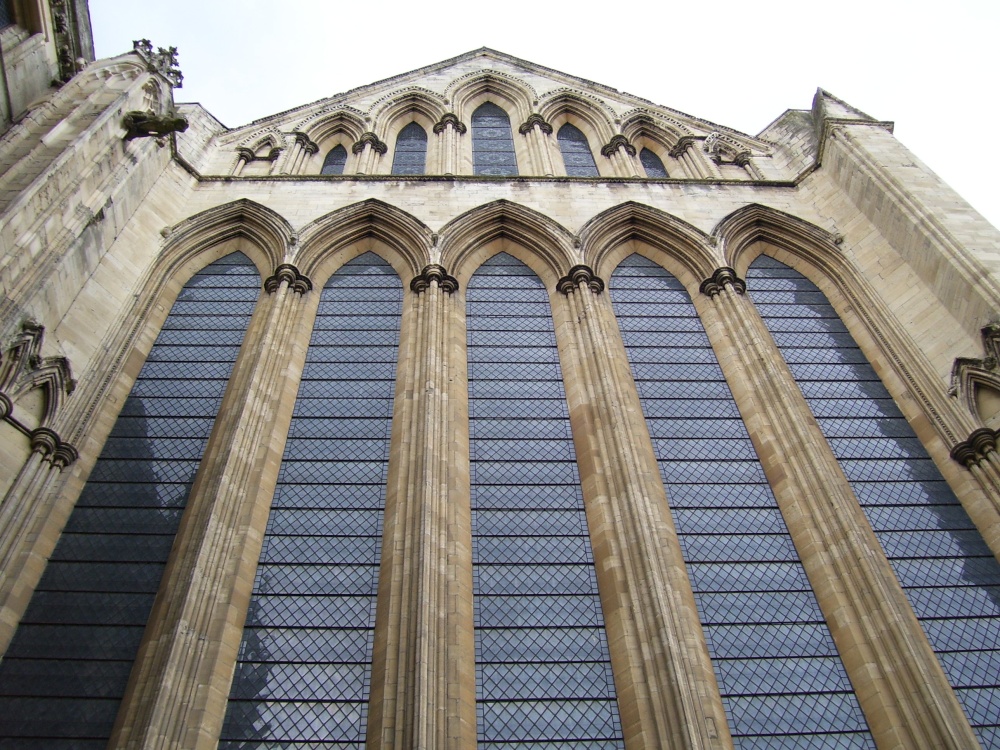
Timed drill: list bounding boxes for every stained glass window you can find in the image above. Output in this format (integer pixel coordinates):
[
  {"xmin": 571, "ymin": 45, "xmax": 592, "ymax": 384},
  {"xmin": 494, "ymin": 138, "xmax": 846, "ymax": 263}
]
[
  {"xmin": 557, "ymin": 123, "xmax": 599, "ymax": 177},
  {"xmin": 219, "ymin": 252, "xmax": 402, "ymax": 750},
  {"xmin": 0, "ymin": 252, "xmax": 259, "ymax": 748},
  {"xmin": 467, "ymin": 252, "xmax": 624, "ymax": 748},
  {"xmin": 610, "ymin": 253, "xmax": 876, "ymax": 749},
  {"xmin": 472, "ymin": 103, "xmax": 518, "ymax": 177},
  {"xmin": 639, "ymin": 147, "xmax": 668, "ymax": 178},
  {"xmin": 321, "ymin": 145, "xmax": 348, "ymax": 175},
  {"xmin": 748, "ymin": 254, "xmax": 1000, "ymax": 748},
  {"xmin": 0, "ymin": 0, "xmax": 14, "ymax": 29},
  {"xmin": 390, "ymin": 122, "xmax": 427, "ymax": 175}
]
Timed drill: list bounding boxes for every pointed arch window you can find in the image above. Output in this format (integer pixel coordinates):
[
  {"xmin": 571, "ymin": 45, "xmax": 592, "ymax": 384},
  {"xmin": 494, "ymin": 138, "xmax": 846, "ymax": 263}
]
[
  {"xmin": 639, "ymin": 147, "xmax": 668, "ymax": 178},
  {"xmin": 557, "ymin": 123, "xmax": 599, "ymax": 177},
  {"xmin": 321, "ymin": 144, "xmax": 348, "ymax": 175},
  {"xmin": 472, "ymin": 102, "xmax": 518, "ymax": 176},
  {"xmin": 391, "ymin": 122, "xmax": 427, "ymax": 175},
  {"xmin": 0, "ymin": 252, "xmax": 260, "ymax": 747}
]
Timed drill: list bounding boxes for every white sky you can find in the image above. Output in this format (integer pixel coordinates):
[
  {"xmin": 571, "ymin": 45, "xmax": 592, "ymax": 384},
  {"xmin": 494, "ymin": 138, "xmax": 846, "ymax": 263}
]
[{"xmin": 89, "ymin": 0, "xmax": 999, "ymax": 229}]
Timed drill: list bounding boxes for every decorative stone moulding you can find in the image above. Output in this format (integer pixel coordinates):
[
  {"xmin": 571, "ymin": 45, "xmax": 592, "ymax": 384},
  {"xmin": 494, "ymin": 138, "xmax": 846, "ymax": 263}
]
[
  {"xmin": 600, "ymin": 135, "xmax": 636, "ymax": 158},
  {"xmin": 0, "ymin": 323, "xmax": 76, "ymax": 427},
  {"xmin": 669, "ymin": 135, "xmax": 699, "ymax": 158},
  {"xmin": 292, "ymin": 132, "xmax": 320, "ymax": 154},
  {"xmin": 950, "ymin": 427, "xmax": 999, "ymax": 468},
  {"xmin": 556, "ymin": 265, "xmax": 605, "ymax": 295},
  {"xmin": 352, "ymin": 132, "xmax": 388, "ymax": 155},
  {"xmin": 950, "ymin": 323, "xmax": 1000, "ymax": 401},
  {"xmin": 410, "ymin": 264, "xmax": 458, "ymax": 294},
  {"xmin": 700, "ymin": 267, "xmax": 746, "ymax": 297},
  {"xmin": 518, "ymin": 114, "xmax": 553, "ymax": 136},
  {"xmin": 432, "ymin": 114, "xmax": 467, "ymax": 135},
  {"xmin": 264, "ymin": 265, "xmax": 312, "ymax": 295}
]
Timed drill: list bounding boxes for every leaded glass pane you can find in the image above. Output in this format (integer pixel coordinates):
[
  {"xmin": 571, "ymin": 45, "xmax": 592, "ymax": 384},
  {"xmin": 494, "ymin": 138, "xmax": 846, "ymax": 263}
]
[
  {"xmin": 468, "ymin": 253, "xmax": 623, "ymax": 748},
  {"xmin": 609, "ymin": 253, "xmax": 876, "ymax": 749},
  {"xmin": 748, "ymin": 253, "xmax": 1000, "ymax": 747},
  {"xmin": 557, "ymin": 124, "xmax": 599, "ymax": 177},
  {"xmin": 219, "ymin": 252, "xmax": 401, "ymax": 750},
  {"xmin": 321, "ymin": 144, "xmax": 348, "ymax": 175},
  {"xmin": 473, "ymin": 103, "xmax": 519, "ymax": 177},
  {"xmin": 0, "ymin": 253, "xmax": 259, "ymax": 747},
  {"xmin": 639, "ymin": 147, "xmax": 668, "ymax": 178},
  {"xmin": 390, "ymin": 122, "xmax": 427, "ymax": 175}
]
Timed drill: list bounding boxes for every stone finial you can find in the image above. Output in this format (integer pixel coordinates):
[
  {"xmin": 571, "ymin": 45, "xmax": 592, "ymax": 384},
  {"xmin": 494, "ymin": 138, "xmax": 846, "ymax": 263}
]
[
  {"xmin": 123, "ymin": 110, "xmax": 189, "ymax": 141},
  {"xmin": 133, "ymin": 39, "xmax": 184, "ymax": 88},
  {"xmin": 352, "ymin": 132, "xmax": 388, "ymax": 155},
  {"xmin": 518, "ymin": 114, "xmax": 553, "ymax": 136},
  {"xmin": 950, "ymin": 427, "xmax": 998, "ymax": 468},
  {"xmin": 700, "ymin": 267, "xmax": 746, "ymax": 297},
  {"xmin": 557, "ymin": 265, "xmax": 605, "ymax": 295},
  {"xmin": 264, "ymin": 264, "xmax": 312, "ymax": 295},
  {"xmin": 600, "ymin": 135, "xmax": 636, "ymax": 158},
  {"xmin": 433, "ymin": 114, "xmax": 468, "ymax": 135},
  {"xmin": 410, "ymin": 264, "xmax": 458, "ymax": 294}
]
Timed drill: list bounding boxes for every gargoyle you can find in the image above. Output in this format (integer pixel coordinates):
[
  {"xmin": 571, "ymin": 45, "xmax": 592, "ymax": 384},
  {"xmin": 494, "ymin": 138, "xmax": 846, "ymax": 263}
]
[{"xmin": 122, "ymin": 110, "xmax": 189, "ymax": 141}]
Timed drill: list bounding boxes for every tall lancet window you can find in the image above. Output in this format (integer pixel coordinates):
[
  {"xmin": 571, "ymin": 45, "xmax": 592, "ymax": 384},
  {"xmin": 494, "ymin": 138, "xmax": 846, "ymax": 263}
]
[
  {"xmin": 609, "ymin": 254, "xmax": 876, "ymax": 748},
  {"xmin": 466, "ymin": 252, "xmax": 624, "ymax": 748},
  {"xmin": 390, "ymin": 122, "xmax": 427, "ymax": 175},
  {"xmin": 639, "ymin": 147, "xmax": 668, "ymax": 178},
  {"xmin": 219, "ymin": 252, "xmax": 402, "ymax": 750},
  {"xmin": 557, "ymin": 123, "xmax": 599, "ymax": 177},
  {"xmin": 472, "ymin": 102, "xmax": 518, "ymax": 176},
  {"xmin": 321, "ymin": 144, "xmax": 348, "ymax": 175},
  {"xmin": 748, "ymin": 254, "xmax": 1000, "ymax": 747},
  {"xmin": 0, "ymin": 252, "xmax": 259, "ymax": 747}
]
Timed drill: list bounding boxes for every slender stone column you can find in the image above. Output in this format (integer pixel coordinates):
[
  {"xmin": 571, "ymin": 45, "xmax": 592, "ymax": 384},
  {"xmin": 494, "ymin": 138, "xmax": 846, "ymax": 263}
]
[
  {"xmin": 109, "ymin": 265, "xmax": 315, "ymax": 750},
  {"xmin": 600, "ymin": 135, "xmax": 641, "ymax": 177},
  {"xmin": 432, "ymin": 114, "xmax": 466, "ymax": 175},
  {"xmin": 0, "ymin": 424, "xmax": 78, "ymax": 652},
  {"xmin": 698, "ymin": 268, "xmax": 981, "ymax": 749},
  {"xmin": 551, "ymin": 266, "xmax": 732, "ymax": 750},
  {"xmin": 518, "ymin": 114, "xmax": 556, "ymax": 176},
  {"xmin": 352, "ymin": 131, "xmax": 388, "ymax": 175},
  {"xmin": 368, "ymin": 264, "xmax": 476, "ymax": 750},
  {"xmin": 280, "ymin": 131, "xmax": 318, "ymax": 175},
  {"xmin": 670, "ymin": 136, "xmax": 716, "ymax": 179}
]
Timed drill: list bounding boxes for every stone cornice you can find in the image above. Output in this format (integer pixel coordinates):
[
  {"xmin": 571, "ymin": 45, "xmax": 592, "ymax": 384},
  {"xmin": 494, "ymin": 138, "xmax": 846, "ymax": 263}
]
[
  {"xmin": 556, "ymin": 265, "xmax": 604, "ymax": 295},
  {"xmin": 600, "ymin": 135, "xmax": 636, "ymax": 158},
  {"xmin": 432, "ymin": 114, "xmax": 467, "ymax": 135},
  {"xmin": 410, "ymin": 264, "xmax": 458, "ymax": 294},
  {"xmin": 264, "ymin": 264, "xmax": 312, "ymax": 294},
  {"xmin": 700, "ymin": 267, "xmax": 746, "ymax": 297},
  {"xmin": 352, "ymin": 132, "xmax": 389, "ymax": 155},
  {"xmin": 518, "ymin": 114, "xmax": 553, "ymax": 136}
]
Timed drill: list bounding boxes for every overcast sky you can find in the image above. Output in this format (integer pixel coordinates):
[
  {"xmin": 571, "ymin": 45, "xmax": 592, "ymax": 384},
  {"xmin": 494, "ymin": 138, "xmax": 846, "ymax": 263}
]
[{"xmin": 89, "ymin": 0, "xmax": 999, "ymax": 229}]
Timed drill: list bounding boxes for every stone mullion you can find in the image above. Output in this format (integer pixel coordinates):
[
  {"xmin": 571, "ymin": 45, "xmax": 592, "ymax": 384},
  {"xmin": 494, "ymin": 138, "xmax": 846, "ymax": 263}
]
[
  {"xmin": 369, "ymin": 266, "xmax": 475, "ymax": 750},
  {"xmin": 110, "ymin": 269, "xmax": 313, "ymax": 750},
  {"xmin": 702, "ymin": 277, "xmax": 980, "ymax": 749},
  {"xmin": 554, "ymin": 269, "xmax": 731, "ymax": 750}
]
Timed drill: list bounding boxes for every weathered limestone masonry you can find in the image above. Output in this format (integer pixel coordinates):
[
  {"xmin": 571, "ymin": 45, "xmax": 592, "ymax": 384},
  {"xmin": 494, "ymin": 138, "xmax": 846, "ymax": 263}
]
[{"xmin": 2, "ymin": 40, "xmax": 1000, "ymax": 750}]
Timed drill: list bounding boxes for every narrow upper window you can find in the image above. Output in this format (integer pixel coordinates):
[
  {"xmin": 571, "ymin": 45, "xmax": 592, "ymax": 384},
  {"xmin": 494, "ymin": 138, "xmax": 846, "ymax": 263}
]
[
  {"xmin": 639, "ymin": 147, "xmax": 668, "ymax": 178},
  {"xmin": 391, "ymin": 122, "xmax": 427, "ymax": 175},
  {"xmin": 0, "ymin": 0, "xmax": 14, "ymax": 29},
  {"xmin": 557, "ymin": 123, "xmax": 599, "ymax": 177},
  {"xmin": 320, "ymin": 145, "xmax": 348, "ymax": 175},
  {"xmin": 472, "ymin": 103, "xmax": 518, "ymax": 176}
]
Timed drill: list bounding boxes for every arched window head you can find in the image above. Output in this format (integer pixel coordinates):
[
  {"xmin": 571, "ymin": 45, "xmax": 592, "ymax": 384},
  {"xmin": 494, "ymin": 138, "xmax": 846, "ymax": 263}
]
[
  {"xmin": 320, "ymin": 145, "xmax": 348, "ymax": 175},
  {"xmin": 472, "ymin": 102, "xmax": 518, "ymax": 176},
  {"xmin": 391, "ymin": 122, "xmax": 427, "ymax": 175},
  {"xmin": 640, "ymin": 147, "xmax": 668, "ymax": 178},
  {"xmin": 557, "ymin": 123, "xmax": 599, "ymax": 177}
]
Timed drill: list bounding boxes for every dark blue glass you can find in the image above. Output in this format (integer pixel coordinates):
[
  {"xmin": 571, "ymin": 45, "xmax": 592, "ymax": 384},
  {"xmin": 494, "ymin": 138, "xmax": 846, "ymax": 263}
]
[
  {"xmin": 468, "ymin": 253, "xmax": 624, "ymax": 748},
  {"xmin": 0, "ymin": 0, "xmax": 13, "ymax": 28},
  {"xmin": 0, "ymin": 253, "xmax": 259, "ymax": 747},
  {"xmin": 748, "ymin": 254, "xmax": 1000, "ymax": 747},
  {"xmin": 472, "ymin": 103, "xmax": 519, "ymax": 177},
  {"xmin": 557, "ymin": 123, "xmax": 599, "ymax": 177},
  {"xmin": 321, "ymin": 144, "xmax": 348, "ymax": 175},
  {"xmin": 639, "ymin": 147, "xmax": 668, "ymax": 178},
  {"xmin": 609, "ymin": 254, "xmax": 876, "ymax": 749},
  {"xmin": 219, "ymin": 252, "xmax": 401, "ymax": 750},
  {"xmin": 390, "ymin": 122, "xmax": 427, "ymax": 175}
]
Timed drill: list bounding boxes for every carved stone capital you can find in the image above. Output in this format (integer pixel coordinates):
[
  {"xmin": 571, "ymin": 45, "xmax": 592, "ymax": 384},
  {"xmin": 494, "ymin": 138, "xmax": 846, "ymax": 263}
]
[
  {"xmin": 669, "ymin": 135, "xmax": 698, "ymax": 158},
  {"xmin": 29, "ymin": 427, "xmax": 61, "ymax": 457},
  {"xmin": 292, "ymin": 132, "xmax": 320, "ymax": 154},
  {"xmin": 733, "ymin": 151, "xmax": 753, "ymax": 168},
  {"xmin": 518, "ymin": 114, "xmax": 553, "ymax": 136},
  {"xmin": 0, "ymin": 392, "xmax": 11, "ymax": 420},
  {"xmin": 53, "ymin": 442, "xmax": 79, "ymax": 469},
  {"xmin": 700, "ymin": 267, "xmax": 746, "ymax": 297},
  {"xmin": 433, "ymin": 113, "xmax": 467, "ymax": 135},
  {"xmin": 950, "ymin": 427, "xmax": 999, "ymax": 468},
  {"xmin": 557, "ymin": 265, "xmax": 605, "ymax": 295},
  {"xmin": 352, "ymin": 132, "xmax": 388, "ymax": 155},
  {"xmin": 410, "ymin": 264, "xmax": 458, "ymax": 294},
  {"xmin": 264, "ymin": 264, "xmax": 312, "ymax": 295},
  {"xmin": 600, "ymin": 135, "xmax": 636, "ymax": 158}
]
